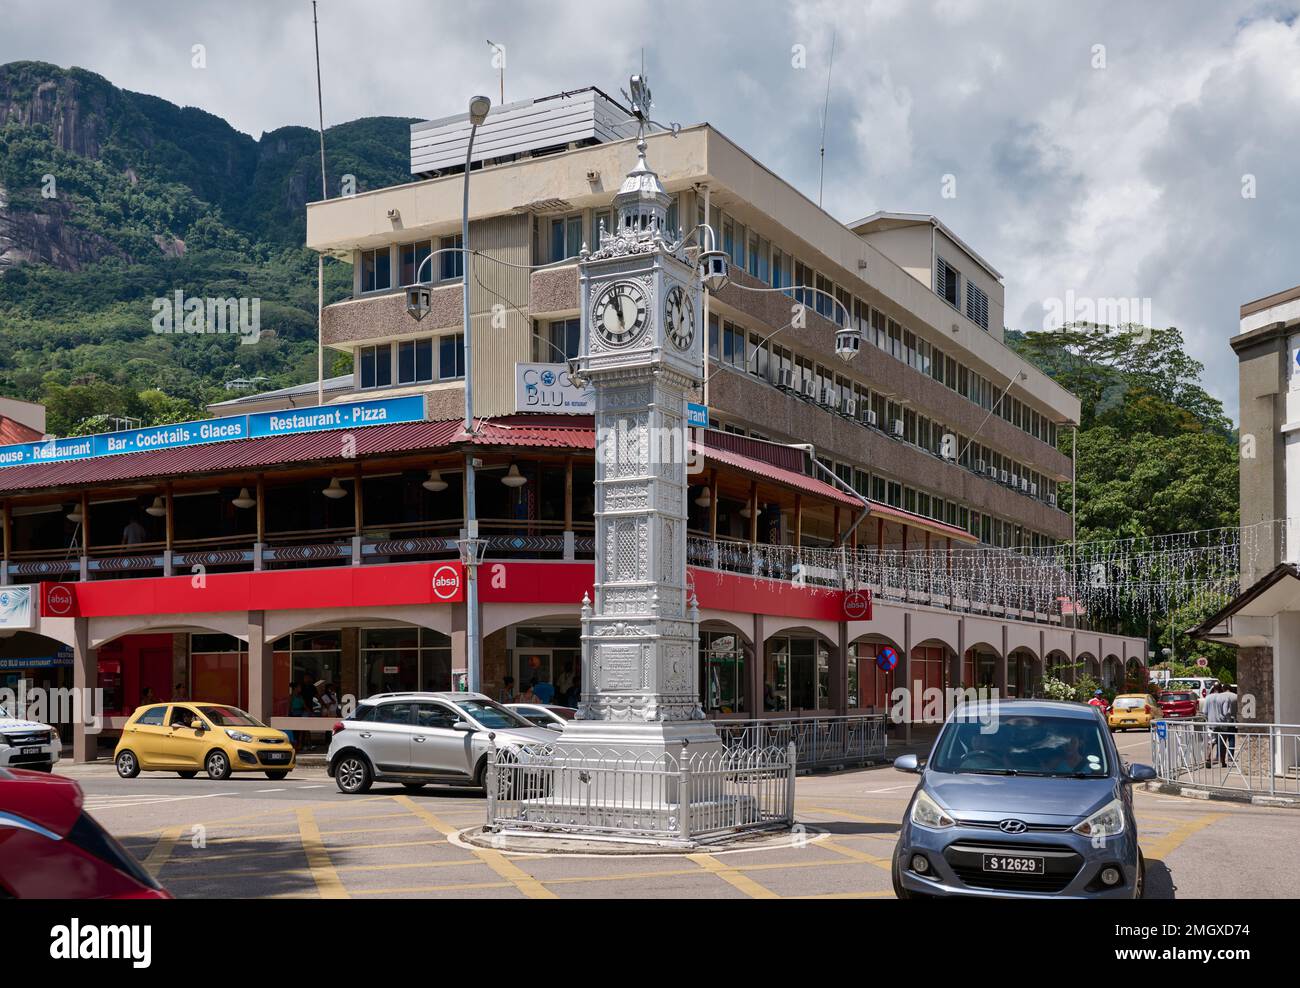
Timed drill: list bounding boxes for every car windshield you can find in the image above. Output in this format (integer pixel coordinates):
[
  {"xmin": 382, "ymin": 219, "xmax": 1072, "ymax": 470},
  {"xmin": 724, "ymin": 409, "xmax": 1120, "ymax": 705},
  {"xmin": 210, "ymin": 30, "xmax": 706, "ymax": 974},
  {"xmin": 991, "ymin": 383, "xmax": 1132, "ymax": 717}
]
[
  {"xmin": 198, "ymin": 706, "xmax": 263, "ymax": 727},
  {"xmin": 454, "ymin": 699, "xmax": 532, "ymax": 729},
  {"xmin": 1168, "ymin": 680, "xmax": 1203, "ymax": 691},
  {"xmin": 930, "ymin": 715, "xmax": 1110, "ymax": 778},
  {"xmin": 1162, "ymin": 692, "xmax": 1194, "ymax": 702}
]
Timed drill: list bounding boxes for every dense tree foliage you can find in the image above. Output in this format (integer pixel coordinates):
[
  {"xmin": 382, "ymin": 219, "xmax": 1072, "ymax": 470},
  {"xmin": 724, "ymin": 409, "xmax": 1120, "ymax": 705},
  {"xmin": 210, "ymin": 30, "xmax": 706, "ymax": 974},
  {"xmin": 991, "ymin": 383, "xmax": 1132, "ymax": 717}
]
[
  {"xmin": 1008, "ymin": 325, "xmax": 1239, "ymax": 675},
  {"xmin": 0, "ymin": 61, "xmax": 415, "ymax": 435}
]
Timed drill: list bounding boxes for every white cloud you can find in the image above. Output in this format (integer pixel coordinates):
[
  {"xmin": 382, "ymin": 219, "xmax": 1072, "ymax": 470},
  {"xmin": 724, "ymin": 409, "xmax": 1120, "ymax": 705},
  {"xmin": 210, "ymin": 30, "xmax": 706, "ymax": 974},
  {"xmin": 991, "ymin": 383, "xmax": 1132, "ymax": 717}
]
[{"xmin": 3, "ymin": 0, "xmax": 1297, "ymax": 419}]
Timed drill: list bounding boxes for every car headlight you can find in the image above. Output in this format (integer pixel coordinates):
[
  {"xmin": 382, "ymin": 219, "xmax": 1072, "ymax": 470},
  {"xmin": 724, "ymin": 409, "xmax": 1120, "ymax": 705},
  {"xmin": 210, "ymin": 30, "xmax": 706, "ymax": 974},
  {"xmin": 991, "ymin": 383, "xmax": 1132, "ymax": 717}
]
[
  {"xmin": 1073, "ymin": 798, "xmax": 1126, "ymax": 839},
  {"xmin": 910, "ymin": 789, "xmax": 955, "ymax": 830},
  {"xmin": 225, "ymin": 729, "xmax": 254, "ymax": 743}
]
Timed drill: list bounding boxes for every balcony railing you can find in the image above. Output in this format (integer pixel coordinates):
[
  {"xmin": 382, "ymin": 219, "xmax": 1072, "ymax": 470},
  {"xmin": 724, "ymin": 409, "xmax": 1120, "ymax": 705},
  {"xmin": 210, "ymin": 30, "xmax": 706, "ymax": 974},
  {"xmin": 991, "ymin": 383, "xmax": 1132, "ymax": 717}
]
[{"xmin": 4, "ymin": 526, "xmax": 1091, "ymax": 627}]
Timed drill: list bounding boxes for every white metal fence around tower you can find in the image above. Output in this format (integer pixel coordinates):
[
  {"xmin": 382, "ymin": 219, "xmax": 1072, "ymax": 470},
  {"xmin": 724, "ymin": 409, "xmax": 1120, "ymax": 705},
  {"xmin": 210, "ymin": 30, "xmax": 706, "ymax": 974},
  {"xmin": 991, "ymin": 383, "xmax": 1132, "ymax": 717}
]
[
  {"xmin": 1149, "ymin": 720, "xmax": 1300, "ymax": 796},
  {"xmin": 485, "ymin": 740, "xmax": 796, "ymax": 843}
]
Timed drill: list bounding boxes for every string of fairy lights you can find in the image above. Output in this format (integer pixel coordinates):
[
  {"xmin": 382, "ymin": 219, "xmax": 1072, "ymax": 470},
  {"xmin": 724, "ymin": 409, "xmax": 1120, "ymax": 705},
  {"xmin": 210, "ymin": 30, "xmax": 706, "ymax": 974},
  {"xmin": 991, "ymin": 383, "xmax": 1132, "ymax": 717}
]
[{"xmin": 832, "ymin": 520, "xmax": 1283, "ymax": 620}]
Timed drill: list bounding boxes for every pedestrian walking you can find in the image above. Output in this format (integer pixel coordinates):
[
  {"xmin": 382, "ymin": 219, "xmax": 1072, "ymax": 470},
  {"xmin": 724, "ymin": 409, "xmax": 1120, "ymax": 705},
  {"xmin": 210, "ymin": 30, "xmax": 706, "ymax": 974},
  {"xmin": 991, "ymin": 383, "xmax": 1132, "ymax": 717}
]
[{"xmin": 1204, "ymin": 683, "xmax": 1237, "ymax": 768}]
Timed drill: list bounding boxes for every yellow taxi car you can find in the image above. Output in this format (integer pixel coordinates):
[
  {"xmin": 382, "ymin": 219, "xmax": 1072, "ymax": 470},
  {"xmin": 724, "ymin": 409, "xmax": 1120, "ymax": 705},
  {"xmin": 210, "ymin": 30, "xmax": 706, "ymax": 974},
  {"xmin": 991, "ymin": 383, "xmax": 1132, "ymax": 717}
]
[
  {"xmin": 1107, "ymin": 693, "xmax": 1158, "ymax": 732},
  {"xmin": 114, "ymin": 702, "xmax": 295, "ymax": 780}
]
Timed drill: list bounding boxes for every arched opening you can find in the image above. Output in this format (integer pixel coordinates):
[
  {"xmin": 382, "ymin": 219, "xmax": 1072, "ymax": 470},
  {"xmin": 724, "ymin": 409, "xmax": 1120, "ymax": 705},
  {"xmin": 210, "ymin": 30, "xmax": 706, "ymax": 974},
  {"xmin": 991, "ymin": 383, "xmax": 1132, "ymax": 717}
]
[
  {"xmin": 962, "ymin": 642, "xmax": 1002, "ymax": 691},
  {"xmin": 848, "ymin": 634, "xmax": 904, "ymax": 712},
  {"xmin": 1102, "ymin": 655, "xmax": 1123, "ymax": 689},
  {"xmin": 1008, "ymin": 647, "xmax": 1041, "ymax": 698},
  {"xmin": 490, "ymin": 617, "xmax": 582, "ymax": 708},
  {"xmin": 0, "ymin": 630, "xmax": 79, "ymax": 747},
  {"xmin": 764, "ymin": 627, "xmax": 837, "ymax": 714},
  {"xmin": 1045, "ymin": 649, "xmax": 1072, "ymax": 682},
  {"xmin": 700, "ymin": 620, "xmax": 753, "ymax": 716}
]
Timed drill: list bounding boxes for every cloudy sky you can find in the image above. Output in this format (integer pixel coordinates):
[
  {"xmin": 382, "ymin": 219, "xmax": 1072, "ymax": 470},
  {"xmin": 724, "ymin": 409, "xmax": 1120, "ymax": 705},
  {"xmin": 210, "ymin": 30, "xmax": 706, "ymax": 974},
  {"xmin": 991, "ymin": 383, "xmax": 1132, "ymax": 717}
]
[{"xmin": 4, "ymin": 0, "xmax": 1298, "ymax": 419}]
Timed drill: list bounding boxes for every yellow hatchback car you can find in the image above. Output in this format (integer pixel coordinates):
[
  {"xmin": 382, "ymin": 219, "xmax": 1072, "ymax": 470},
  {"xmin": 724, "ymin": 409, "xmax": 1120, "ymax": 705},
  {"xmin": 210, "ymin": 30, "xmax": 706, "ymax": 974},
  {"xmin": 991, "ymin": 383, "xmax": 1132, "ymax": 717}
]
[
  {"xmin": 114, "ymin": 702, "xmax": 295, "ymax": 780},
  {"xmin": 1107, "ymin": 694, "xmax": 1157, "ymax": 732}
]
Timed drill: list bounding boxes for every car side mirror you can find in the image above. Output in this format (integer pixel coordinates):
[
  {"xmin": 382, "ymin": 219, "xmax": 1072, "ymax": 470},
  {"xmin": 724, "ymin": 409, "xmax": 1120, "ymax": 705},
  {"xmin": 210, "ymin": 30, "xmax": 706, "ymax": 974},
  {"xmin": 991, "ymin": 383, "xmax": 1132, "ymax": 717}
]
[
  {"xmin": 190, "ymin": 720, "xmax": 204, "ymax": 731},
  {"xmin": 1127, "ymin": 763, "xmax": 1157, "ymax": 783},
  {"xmin": 893, "ymin": 754, "xmax": 921, "ymax": 774},
  {"xmin": 452, "ymin": 721, "xmax": 475, "ymax": 732},
  {"xmin": 546, "ymin": 722, "xmax": 564, "ymax": 732}
]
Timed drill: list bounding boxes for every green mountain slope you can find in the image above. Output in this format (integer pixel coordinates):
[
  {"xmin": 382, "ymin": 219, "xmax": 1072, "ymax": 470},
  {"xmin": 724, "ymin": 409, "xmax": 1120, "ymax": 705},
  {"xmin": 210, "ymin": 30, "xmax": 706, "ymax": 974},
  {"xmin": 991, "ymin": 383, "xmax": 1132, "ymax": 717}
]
[{"xmin": 0, "ymin": 61, "xmax": 416, "ymax": 434}]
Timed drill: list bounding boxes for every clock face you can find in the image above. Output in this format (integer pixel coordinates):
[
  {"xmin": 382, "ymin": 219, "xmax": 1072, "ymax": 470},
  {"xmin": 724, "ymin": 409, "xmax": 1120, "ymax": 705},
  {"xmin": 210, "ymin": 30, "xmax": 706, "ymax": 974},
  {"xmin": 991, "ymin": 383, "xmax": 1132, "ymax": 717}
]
[
  {"xmin": 664, "ymin": 284, "xmax": 695, "ymax": 351},
  {"xmin": 592, "ymin": 281, "xmax": 648, "ymax": 349}
]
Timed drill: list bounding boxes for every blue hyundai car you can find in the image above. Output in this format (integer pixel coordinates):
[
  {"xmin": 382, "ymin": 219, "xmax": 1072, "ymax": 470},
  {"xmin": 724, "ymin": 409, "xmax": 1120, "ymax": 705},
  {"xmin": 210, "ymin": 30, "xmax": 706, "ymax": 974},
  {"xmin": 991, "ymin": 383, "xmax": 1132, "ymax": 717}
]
[{"xmin": 891, "ymin": 699, "xmax": 1156, "ymax": 899}]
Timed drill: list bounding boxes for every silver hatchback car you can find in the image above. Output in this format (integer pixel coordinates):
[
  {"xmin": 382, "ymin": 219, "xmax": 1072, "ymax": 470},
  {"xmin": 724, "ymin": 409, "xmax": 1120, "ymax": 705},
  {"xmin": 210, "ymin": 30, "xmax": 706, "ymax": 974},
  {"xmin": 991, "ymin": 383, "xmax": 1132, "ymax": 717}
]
[{"xmin": 327, "ymin": 692, "xmax": 556, "ymax": 794}]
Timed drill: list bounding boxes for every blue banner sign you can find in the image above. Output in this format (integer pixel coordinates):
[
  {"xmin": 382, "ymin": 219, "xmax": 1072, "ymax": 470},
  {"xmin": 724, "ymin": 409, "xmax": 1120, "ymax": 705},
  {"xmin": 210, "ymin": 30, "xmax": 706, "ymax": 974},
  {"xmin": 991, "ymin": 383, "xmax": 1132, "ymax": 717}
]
[
  {"xmin": 686, "ymin": 402, "xmax": 709, "ymax": 428},
  {"xmin": 0, "ymin": 396, "xmax": 426, "ymax": 470}
]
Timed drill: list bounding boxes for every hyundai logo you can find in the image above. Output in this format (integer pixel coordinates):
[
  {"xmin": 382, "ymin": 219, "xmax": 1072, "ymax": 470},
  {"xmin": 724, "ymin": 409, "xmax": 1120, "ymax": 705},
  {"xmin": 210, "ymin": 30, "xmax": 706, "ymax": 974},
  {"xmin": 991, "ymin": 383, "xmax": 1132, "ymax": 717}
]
[{"xmin": 998, "ymin": 819, "xmax": 1028, "ymax": 834}]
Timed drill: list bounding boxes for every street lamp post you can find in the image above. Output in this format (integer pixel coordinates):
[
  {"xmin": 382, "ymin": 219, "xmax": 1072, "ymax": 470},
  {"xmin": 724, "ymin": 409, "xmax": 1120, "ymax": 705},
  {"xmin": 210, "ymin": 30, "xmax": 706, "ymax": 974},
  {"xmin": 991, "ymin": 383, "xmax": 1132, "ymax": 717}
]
[{"xmin": 460, "ymin": 94, "xmax": 491, "ymax": 695}]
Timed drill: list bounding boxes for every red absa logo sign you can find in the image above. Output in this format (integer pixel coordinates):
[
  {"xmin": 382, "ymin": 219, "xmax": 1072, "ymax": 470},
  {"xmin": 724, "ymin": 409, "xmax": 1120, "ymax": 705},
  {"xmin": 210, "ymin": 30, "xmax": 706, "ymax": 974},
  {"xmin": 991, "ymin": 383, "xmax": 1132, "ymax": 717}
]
[
  {"xmin": 843, "ymin": 589, "xmax": 872, "ymax": 621},
  {"xmin": 45, "ymin": 583, "xmax": 76, "ymax": 617},
  {"xmin": 431, "ymin": 564, "xmax": 463, "ymax": 602}
]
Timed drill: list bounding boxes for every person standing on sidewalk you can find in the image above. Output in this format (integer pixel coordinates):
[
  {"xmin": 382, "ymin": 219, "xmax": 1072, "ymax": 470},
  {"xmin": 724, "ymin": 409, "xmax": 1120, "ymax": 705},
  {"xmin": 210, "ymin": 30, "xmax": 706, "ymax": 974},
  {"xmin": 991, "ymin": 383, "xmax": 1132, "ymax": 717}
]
[{"xmin": 1203, "ymin": 683, "xmax": 1238, "ymax": 768}]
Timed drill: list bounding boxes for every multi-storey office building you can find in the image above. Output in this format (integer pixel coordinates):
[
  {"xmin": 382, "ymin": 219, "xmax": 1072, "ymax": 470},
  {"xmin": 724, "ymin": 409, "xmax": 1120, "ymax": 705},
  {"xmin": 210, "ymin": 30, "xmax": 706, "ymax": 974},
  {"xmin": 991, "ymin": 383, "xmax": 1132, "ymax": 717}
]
[{"xmin": 0, "ymin": 89, "xmax": 1144, "ymax": 760}]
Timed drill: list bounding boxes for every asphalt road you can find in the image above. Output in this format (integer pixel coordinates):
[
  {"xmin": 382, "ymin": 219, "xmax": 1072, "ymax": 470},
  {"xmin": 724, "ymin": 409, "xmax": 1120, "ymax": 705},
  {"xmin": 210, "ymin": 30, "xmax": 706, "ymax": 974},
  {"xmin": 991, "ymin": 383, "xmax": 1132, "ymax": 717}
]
[{"xmin": 49, "ymin": 731, "xmax": 1299, "ymax": 899}]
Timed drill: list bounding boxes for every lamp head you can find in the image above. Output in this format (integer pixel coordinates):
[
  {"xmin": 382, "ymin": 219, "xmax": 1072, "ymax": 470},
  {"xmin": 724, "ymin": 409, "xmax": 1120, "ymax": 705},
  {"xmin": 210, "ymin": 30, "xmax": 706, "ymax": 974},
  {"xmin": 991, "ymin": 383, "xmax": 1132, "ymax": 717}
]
[
  {"xmin": 406, "ymin": 286, "xmax": 431, "ymax": 322},
  {"xmin": 468, "ymin": 95, "xmax": 492, "ymax": 126}
]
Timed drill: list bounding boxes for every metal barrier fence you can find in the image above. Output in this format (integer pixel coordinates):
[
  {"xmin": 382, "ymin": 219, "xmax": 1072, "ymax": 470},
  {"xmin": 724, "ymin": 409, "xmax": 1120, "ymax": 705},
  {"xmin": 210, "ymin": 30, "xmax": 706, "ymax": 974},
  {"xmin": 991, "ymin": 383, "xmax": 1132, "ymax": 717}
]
[
  {"xmin": 1150, "ymin": 721, "xmax": 1300, "ymax": 796},
  {"xmin": 486, "ymin": 741, "xmax": 796, "ymax": 844},
  {"xmin": 713, "ymin": 714, "xmax": 888, "ymax": 768}
]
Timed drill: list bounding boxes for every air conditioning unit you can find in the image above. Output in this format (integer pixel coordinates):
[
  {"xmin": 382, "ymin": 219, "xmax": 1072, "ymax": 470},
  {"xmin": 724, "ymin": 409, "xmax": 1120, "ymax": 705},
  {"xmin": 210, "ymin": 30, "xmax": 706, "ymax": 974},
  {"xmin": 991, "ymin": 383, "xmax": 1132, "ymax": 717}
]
[
  {"xmin": 999, "ymin": 469, "xmax": 1009, "ymax": 484},
  {"xmin": 801, "ymin": 378, "xmax": 817, "ymax": 399},
  {"xmin": 1048, "ymin": 493, "xmax": 1057, "ymax": 507},
  {"xmin": 1030, "ymin": 482, "xmax": 1039, "ymax": 497},
  {"xmin": 841, "ymin": 396, "xmax": 857, "ymax": 418},
  {"xmin": 891, "ymin": 419, "xmax": 904, "ymax": 438},
  {"xmin": 975, "ymin": 459, "xmax": 987, "ymax": 474},
  {"xmin": 941, "ymin": 448, "xmax": 956, "ymax": 462},
  {"xmin": 861, "ymin": 408, "xmax": 878, "ymax": 428},
  {"xmin": 819, "ymin": 388, "xmax": 836, "ymax": 408},
  {"xmin": 986, "ymin": 464, "xmax": 998, "ymax": 478},
  {"xmin": 776, "ymin": 369, "xmax": 794, "ymax": 391},
  {"xmin": 1019, "ymin": 478, "xmax": 1029, "ymax": 493}
]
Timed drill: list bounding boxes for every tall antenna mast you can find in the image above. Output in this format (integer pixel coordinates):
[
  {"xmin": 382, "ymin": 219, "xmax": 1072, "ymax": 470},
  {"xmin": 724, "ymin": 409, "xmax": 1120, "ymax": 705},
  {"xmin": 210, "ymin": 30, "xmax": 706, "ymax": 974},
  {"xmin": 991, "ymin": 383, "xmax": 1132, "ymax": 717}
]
[
  {"xmin": 818, "ymin": 29, "xmax": 836, "ymax": 209},
  {"xmin": 312, "ymin": 1, "xmax": 328, "ymax": 406}
]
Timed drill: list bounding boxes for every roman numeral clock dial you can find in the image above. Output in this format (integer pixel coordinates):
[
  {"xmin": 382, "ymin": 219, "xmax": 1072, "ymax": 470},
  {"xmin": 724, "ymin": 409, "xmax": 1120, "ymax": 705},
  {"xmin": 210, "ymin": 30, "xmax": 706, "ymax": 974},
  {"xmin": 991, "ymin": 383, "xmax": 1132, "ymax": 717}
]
[
  {"xmin": 664, "ymin": 284, "xmax": 695, "ymax": 351},
  {"xmin": 593, "ymin": 281, "xmax": 648, "ymax": 348}
]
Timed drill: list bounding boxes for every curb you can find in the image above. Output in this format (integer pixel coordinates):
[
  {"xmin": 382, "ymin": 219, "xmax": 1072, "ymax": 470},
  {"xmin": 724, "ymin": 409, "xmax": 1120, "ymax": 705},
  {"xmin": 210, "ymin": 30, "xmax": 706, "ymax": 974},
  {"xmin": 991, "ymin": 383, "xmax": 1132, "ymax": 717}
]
[{"xmin": 1144, "ymin": 780, "xmax": 1300, "ymax": 808}]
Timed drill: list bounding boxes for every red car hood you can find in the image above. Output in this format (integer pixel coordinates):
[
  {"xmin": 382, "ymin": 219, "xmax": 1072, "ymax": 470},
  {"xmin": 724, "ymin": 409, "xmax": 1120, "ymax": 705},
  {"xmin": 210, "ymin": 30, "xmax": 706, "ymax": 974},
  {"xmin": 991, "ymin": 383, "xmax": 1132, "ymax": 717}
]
[{"xmin": 0, "ymin": 767, "xmax": 82, "ymax": 837}]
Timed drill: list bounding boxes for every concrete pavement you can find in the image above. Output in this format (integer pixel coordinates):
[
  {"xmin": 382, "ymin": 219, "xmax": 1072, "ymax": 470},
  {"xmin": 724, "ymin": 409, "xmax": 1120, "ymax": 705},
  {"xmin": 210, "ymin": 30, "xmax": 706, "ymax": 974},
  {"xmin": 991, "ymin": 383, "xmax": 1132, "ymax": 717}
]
[{"xmin": 48, "ymin": 729, "xmax": 1296, "ymax": 899}]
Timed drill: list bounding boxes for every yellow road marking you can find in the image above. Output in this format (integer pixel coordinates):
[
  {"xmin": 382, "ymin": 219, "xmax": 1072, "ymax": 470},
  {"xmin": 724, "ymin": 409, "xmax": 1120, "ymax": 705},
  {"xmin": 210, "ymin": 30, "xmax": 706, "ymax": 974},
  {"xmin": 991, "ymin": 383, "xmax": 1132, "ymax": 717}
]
[
  {"xmin": 797, "ymin": 804, "xmax": 899, "ymax": 827},
  {"xmin": 393, "ymin": 796, "xmax": 557, "ymax": 899},
  {"xmin": 818, "ymin": 839, "xmax": 893, "ymax": 871},
  {"xmin": 688, "ymin": 853, "xmax": 780, "ymax": 899},
  {"xmin": 296, "ymin": 808, "xmax": 348, "ymax": 899},
  {"xmin": 163, "ymin": 857, "xmax": 487, "ymax": 883},
  {"xmin": 353, "ymin": 881, "xmax": 513, "ymax": 896},
  {"xmin": 142, "ymin": 826, "xmax": 184, "ymax": 876},
  {"xmin": 1142, "ymin": 812, "xmax": 1226, "ymax": 861}
]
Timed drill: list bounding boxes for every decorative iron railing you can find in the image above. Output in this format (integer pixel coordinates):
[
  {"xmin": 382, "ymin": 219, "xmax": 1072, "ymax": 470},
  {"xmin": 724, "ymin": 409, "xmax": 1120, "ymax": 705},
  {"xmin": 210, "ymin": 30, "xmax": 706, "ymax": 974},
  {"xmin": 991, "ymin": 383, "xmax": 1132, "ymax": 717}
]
[{"xmin": 486, "ymin": 740, "xmax": 796, "ymax": 844}]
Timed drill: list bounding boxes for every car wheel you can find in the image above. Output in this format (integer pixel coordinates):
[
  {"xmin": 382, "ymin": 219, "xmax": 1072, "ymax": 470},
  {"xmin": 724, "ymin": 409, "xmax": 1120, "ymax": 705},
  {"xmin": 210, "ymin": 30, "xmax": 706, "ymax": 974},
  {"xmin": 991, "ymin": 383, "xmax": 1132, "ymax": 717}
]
[
  {"xmin": 265, "ymin": 770, "xmax": 289, "ymax": 780},
  {"xmin": 205, "ymin": 750, "xmax": 232, "ymax": 780},
  {"xmin": 177, "ymin": 770, "xmax": 197, "ymax": 779},
  {"xmin": 335, "ymin": 754, "xmax": 372, "ymax": 794},
  {"xmin": 473, "ymin": 757, "xmax": 489, "ymax": 792},
  {"xmin": 402, "ymin": 782, "xmax": 426, "ymax": 790},
  {"xmin": 116, "ymin": 749, "xmax": 140, "ymax": 778}
]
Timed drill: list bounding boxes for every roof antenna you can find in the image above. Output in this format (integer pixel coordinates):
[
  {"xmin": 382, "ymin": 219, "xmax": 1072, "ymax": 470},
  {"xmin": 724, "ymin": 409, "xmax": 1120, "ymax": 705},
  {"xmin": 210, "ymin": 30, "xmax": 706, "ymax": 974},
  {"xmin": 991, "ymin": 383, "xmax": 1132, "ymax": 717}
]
[{"xmin": 818, "ymin": 29, "xmax": 836, "ymax": 209}]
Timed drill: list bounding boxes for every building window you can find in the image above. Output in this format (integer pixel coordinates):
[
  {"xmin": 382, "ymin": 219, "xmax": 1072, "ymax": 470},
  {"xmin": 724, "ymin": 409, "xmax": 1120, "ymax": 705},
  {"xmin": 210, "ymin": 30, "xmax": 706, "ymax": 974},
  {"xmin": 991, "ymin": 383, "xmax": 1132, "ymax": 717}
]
[
  {"xmin": 272, "ymin": 630, "xmax": 343, "ymax": 715},
  {"xmin": 771, "ymin": 248, "xmax": 790, "ymax": 292},
  {"xmin": 397, "ymin": 339, "xmax": 435, "ymax": 385},
  {"xmin": 359, "ymin": 343, "xmax": 393, "ymax": 389},
  {"xmin": 439, "ymin": 234, "xmax": 464, "ymax": 281},
  {"xmin": 550, "ymin": 214, "xmax": 584, "ymax": 262},
  {"xmin": 361, "ymin": 247, "xmax": 391, "ymax": 293},
  {"xmin": 399, "ymin": 241, "xmax": 433, "ymax": 287},
  {"xmin": 542, "ymin": 318, "xmax": 581, "ymax": 361},
  {"xmin": 936, "ymin": 255, "xmax": 961, "ymax": 308},
  {"xmin": 439, "ymin": 334, "xmax": 465, "ymax": 380},
  {"xmin": 966, "ymin": 282, "xmax": 990, "ymax": 330},
  {"xmin": 360, "ymin": 627, "xmax": 451, "ymax": 697}
]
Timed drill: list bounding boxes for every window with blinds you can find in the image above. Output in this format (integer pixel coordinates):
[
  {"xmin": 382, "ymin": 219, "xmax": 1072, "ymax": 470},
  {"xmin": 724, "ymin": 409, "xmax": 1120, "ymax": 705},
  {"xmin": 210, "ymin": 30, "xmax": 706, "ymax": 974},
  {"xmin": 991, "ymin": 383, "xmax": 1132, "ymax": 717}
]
[
  {"xmin": 936, "ymin": 255, "xmax": 960, "ymax": 307},
  {"xmin": 966, "ymin": 281, "xmax": 990, "ymax": 330}
]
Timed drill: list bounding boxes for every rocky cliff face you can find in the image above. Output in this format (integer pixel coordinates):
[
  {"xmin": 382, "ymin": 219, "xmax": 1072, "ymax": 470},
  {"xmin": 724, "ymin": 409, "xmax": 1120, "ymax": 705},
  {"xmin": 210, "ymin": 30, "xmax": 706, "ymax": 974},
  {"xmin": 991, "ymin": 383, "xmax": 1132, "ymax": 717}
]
[{"xmin": 0, "ymin": 182, "xmax": 128, "ymax": 271}]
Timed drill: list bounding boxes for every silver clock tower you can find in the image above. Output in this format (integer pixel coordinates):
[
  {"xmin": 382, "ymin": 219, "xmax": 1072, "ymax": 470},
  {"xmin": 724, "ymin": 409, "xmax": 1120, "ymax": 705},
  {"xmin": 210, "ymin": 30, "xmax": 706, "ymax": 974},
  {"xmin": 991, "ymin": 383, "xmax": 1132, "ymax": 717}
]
[{"xmin": 559, "ymin": 75, "xmax": 722, "ymax": 761}]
